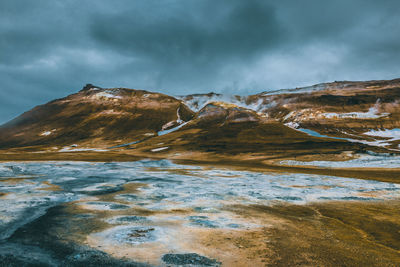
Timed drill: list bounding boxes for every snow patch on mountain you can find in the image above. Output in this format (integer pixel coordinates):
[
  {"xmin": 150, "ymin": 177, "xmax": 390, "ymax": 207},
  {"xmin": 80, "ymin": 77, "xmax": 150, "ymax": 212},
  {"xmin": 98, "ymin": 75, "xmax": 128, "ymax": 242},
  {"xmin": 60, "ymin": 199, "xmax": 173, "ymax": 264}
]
[
  {"xmin": 364, "ymin": 128, "xmax": 400, "ymax": 140},
  {"xmin": 39, "ymin": 129, "xmax": 56, "ymax": 136},
  {"xmin": 151, "ymin": 147, "xmax": 169, "ymax": 152},
  {"xmin": 283, "ymin": 106, "xmax": 389, "ymax": 123},
  {"xmin": 323, "ymin": 107, "xmax": 389, "ymax": 119},
  {"xmin": 284, "ymin": 122, "xmax": 300, "ymax": 129},
  {"xmin": 292, "ymin": 127, "xmax": 399, "ymax": 150},
  {"xmin": 94, "ymin": 92, "xmax": 122, "ymax": 99},
  {"xmin": 90, "ymin": 88, "xmax": 123, "ymax": 100}
]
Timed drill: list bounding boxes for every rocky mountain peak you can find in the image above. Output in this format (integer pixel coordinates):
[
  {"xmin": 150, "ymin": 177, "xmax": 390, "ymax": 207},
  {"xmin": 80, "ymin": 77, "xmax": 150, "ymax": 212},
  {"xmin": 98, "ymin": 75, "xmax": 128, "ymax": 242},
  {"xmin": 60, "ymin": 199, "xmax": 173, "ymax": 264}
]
[{"xmin": 79, "ymin": 83, "xmax": 100, "ymax": 92}]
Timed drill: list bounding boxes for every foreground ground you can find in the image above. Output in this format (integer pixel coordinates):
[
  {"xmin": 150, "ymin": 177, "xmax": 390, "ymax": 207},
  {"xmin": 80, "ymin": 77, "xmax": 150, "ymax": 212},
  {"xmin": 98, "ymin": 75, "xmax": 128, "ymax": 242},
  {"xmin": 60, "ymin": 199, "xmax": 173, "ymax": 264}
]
[
  {"xmin": 1, "ymin": 150, "xmax": 399, "ymax": 184},
  {"xmin": 0, "ymin": 159, "xmax": 399, "ymax": 266}
]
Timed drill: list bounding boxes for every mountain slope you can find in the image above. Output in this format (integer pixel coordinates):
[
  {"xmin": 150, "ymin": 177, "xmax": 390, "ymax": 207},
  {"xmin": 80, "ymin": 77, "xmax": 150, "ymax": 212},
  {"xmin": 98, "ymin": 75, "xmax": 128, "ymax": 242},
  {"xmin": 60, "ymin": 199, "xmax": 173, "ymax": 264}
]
[
  {"xmin": 1, "ymin": 79, "xmax": 399, "ymax": 157},
  {"xmin": 177, "ymin": 78, "xmax": 400, "ymax": 151},
  {"xmin": 247, "ymin": 78, "xmax": 400, "ymax": 150},
  {"xmin": 126, "ymin": 102, "xmax": 374, "ymax": 159},
  {"xmin": 0, "ymin": 84, "xmax": 194, "ymax": 149}
]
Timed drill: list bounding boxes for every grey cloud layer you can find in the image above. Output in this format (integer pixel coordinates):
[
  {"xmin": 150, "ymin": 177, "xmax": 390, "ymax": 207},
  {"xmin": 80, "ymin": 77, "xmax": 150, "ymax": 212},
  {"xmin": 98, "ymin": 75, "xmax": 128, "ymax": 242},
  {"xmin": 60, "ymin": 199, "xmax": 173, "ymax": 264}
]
[{"xmin": 1, "ymin": 0, "xmax": 400, "ymax": 123}]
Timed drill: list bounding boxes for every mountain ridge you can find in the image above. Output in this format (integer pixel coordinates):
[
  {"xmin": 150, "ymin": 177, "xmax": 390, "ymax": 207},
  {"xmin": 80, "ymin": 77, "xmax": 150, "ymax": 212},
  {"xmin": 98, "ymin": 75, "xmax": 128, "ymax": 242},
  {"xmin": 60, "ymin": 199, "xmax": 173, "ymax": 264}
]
[{"xmin": 1, "ymin": 78, "xmax": 399, "ymax": 159}]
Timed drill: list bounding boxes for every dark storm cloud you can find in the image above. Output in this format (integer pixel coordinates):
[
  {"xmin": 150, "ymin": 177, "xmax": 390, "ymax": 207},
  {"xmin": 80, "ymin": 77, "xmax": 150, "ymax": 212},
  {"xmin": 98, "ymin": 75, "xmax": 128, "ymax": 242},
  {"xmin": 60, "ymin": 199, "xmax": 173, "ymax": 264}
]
[
  {"xmin": 1, "ymin": 0, "xmax": 400, "ymax": 123},
  {"xmin": 90, "ymin": 1, "xmax": 280, "ymax": 62},
  {"xmin": 88, "ymin": 0, "xmax": 283, "ymax": 92}
]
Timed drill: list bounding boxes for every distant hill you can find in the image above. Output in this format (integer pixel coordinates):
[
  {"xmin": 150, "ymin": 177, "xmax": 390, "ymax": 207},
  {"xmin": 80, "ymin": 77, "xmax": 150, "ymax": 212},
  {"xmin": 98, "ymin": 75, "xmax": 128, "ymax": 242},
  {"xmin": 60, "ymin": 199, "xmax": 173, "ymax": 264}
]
[{"xmin": 1, "ymin": 78, "xmax": 399, "ymax": 156}]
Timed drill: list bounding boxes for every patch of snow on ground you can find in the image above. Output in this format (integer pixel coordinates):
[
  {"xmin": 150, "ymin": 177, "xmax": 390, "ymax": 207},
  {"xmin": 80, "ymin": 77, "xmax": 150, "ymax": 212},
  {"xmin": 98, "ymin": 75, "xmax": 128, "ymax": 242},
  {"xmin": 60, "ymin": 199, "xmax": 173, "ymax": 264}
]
[
  {"xmin": 280, "ymin": 154, "xmax": 400, "ymax": 169},
  {"xmin": 364, "ymin": 129, "xmax": 400, "ymax": 141},
  {"xmin": 59, "ymin": 146, "xmax": 108, "ymax": 152},
  {"xmin": 284, "ymin": 122, "xmax": 300, "ymax": 129},
  {"xmin": 295, "ymin": 127, "xmax": 399, "ymax": 150},
  {"xmin": 151, "ymin": 147, "xmax": 169, "ymax": 152},
  {"xmin": 339, "ymin": 128, "xmax": 400, "ymax": 149},
  {"xmin": 323, "ymin": 107, "xmax": 389, "ymax": 119},
  {"xmin": 39, "ymin": 129, "xmax": 56, "ymax": 136},
  {"xmin": 95, "ymin": 92, "xmax": 122, "ymax": 99}
]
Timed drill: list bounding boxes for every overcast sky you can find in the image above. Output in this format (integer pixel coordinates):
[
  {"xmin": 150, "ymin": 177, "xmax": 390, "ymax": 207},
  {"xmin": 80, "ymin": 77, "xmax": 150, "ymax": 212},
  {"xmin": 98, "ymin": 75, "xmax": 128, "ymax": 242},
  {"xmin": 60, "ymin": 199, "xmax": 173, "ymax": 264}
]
[{"xmin": 1, "ymin": 0, "xmax": 400, "ymax": 123}]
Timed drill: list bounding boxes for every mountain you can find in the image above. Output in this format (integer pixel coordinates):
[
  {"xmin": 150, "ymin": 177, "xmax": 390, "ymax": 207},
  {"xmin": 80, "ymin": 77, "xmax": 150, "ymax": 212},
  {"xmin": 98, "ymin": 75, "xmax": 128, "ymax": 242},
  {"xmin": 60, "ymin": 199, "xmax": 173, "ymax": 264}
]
[
  {"xmin": 0, "ymin": 84, "xmax": 194, "ymax": 150},
  {"xmin": 246, "ymin": 78, "xmax": 400, "ymax": 150},
  {"xmin": 0, "ymin": 78, "xmax": 399, "ymax": 159},
  {"xmin": 178, "ymin": 78, "xmax": 400, "ymax": 151},
  {"xmin": 126, "ymin": 102, "xmax": 369, "ymax": 158}
]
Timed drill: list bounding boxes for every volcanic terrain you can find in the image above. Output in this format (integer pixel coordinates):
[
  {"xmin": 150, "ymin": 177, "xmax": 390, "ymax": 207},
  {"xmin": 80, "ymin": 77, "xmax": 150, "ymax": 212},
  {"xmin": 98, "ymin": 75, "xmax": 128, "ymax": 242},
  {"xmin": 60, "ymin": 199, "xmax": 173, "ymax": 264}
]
[
  {"xmin": 1, "ymin": 79, "xmax": 399, "ymax": 166},
  {"xmin": 1, "ymin": 79, "xmax": 400, "ymax": 266}
]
